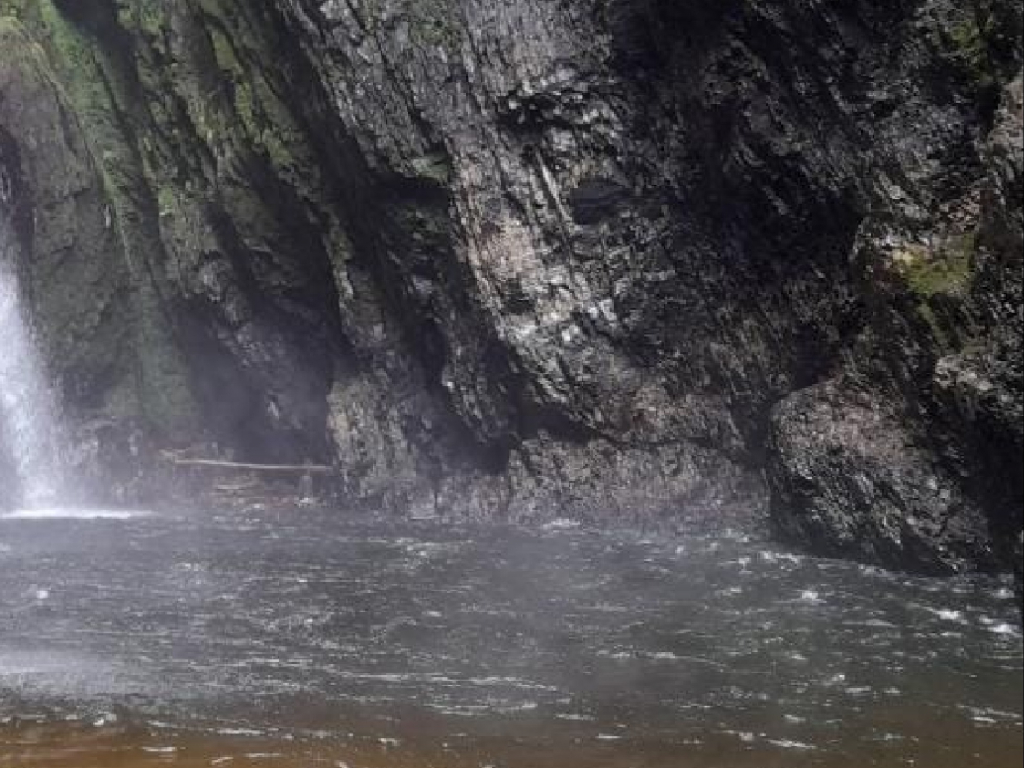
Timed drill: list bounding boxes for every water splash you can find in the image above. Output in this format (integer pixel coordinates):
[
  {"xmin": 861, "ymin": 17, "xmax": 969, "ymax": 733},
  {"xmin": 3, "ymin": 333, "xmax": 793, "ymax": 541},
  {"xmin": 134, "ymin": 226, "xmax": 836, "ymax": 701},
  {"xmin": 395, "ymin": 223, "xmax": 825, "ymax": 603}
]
[{"xmin": 0, "ymin": 220, "xmax": 69, "ymax": 506}]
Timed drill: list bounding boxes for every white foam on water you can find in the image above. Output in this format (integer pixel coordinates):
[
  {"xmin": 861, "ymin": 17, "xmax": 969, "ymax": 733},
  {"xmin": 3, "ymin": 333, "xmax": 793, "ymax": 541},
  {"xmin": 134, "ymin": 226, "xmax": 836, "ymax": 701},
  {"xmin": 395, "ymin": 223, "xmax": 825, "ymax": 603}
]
[
  {"xmin": 2, "ymin": 507, "xmax": 154, "ymax": 521},
  {"xmin": 983, "ymin": 621, "xmax": 1020, "ymax": 637},
  {"xmin": 926, "ymin": 608, "xmax": 966, "ymax": 623},
  {"xmin": 541, "ymin": 518, "xmax": 581, "ymax": 531},
  {"xmin": 767, "ymin": 738, "xmax": 817, "ymax": 750}
]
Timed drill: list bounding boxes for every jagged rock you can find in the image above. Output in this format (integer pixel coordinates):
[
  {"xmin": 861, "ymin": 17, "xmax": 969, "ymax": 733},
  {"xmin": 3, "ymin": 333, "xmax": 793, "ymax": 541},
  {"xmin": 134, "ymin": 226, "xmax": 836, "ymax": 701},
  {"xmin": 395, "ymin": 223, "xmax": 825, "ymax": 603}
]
[
  {"xmin": 0, "ymin": 0, "xmax": 1019, "ymax": 581},
  {"xmin": 769, "ymin": 380, "xmax": 996, "ymax": 573},
  {"xmin": 769, "ymin": 72, "xmax": 1022, "ymax": 580}
]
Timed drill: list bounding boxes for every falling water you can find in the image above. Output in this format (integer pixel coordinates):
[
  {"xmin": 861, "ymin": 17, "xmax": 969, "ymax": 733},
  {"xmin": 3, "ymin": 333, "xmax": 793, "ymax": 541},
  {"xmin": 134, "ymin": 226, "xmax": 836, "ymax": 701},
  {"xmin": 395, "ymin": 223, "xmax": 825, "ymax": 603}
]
[{"xmin": 0, "ymin": 220, "xmax": 68, "ymax": 507}]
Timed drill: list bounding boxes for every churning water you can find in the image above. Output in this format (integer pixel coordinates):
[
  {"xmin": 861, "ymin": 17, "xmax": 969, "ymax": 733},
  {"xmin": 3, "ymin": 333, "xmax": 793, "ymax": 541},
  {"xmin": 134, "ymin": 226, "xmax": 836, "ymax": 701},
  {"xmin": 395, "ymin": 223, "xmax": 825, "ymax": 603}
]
[
  {"xmin": 0, "ymin": 507, "xmax": 1020, "ymax": 767},
  {"xmin": 0, "ymin": 223, "xmax": 68, "ymax": 507},
  {"xmin": 0, "ymin": 225, "xmax": 1019, "ymax": 767}
]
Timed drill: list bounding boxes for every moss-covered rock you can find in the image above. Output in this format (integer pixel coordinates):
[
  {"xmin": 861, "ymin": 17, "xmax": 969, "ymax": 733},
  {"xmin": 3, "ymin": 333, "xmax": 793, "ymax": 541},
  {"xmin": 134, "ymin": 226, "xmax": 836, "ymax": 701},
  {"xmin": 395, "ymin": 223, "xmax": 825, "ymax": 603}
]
[{"xmin": 0, "ymin": 14, "xmax": 138, "ymax": 423}]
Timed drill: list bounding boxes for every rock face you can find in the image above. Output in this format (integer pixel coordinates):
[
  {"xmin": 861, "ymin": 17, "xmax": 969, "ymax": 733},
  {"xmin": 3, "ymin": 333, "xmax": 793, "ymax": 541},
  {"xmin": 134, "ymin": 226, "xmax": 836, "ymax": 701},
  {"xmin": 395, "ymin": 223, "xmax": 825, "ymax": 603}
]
[
  {"xmin": 770, "ymin": 381, "xmax": 998, "ymax": 574},
  {"xmin": 0, "ymin": 2, "xmax": 1020, "ymax": 575},
  {"xmin": 770, "ymin": 70, "xmax": 1023, "ymax": 576}
]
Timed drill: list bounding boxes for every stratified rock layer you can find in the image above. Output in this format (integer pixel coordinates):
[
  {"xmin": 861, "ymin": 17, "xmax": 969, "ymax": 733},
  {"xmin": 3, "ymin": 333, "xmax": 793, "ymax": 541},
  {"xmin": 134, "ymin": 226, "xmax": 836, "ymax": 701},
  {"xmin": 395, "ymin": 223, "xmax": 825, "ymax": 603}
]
[{"xmin": 0, "ymin": 1, "xmax": 1020, "ymax": 577}]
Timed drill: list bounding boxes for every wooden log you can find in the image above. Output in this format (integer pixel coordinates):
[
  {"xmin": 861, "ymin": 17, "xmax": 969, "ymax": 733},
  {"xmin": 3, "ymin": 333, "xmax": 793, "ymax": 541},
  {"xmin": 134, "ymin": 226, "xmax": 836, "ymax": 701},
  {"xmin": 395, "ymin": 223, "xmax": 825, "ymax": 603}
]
[{"xmin": 166, "ymin": 458, "xmax": 335, "ymax": 474}]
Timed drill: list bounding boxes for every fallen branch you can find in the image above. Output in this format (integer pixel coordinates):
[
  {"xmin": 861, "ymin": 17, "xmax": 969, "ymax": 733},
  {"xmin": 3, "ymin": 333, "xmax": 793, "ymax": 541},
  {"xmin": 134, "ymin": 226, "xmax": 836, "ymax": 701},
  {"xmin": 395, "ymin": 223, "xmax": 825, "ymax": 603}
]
[{"xmin": 166, "ymin": 458, "xmax": 335, "ymax": 474}]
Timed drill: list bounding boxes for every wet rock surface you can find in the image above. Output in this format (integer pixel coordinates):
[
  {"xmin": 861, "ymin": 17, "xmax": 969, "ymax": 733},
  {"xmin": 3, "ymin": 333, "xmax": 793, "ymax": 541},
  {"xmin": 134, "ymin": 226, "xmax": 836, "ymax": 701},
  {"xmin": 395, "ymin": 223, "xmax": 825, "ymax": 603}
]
[
  {"xmin": 770, "ymin": 71, "xmax": 1023, "ymax": 581},
  {"xmin": 769, "ymin": 380, "xmax": 997, "ymax": 574},
  {"xmin": 0, "ymin": 1, "xmax": 1020, "ymax": 579}
]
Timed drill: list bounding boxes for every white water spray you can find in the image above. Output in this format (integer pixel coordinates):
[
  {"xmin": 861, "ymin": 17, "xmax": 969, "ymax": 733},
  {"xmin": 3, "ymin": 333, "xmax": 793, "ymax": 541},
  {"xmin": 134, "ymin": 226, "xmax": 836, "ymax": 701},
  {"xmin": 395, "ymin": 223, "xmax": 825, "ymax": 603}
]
[{"xmin": 0, "ymin": 220, "xmax": 69, "ymax": 507}]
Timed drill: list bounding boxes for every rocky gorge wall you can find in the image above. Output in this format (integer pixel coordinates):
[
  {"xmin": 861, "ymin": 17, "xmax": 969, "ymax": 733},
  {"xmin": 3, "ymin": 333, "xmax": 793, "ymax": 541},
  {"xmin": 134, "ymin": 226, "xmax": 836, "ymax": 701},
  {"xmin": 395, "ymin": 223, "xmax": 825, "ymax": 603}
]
[{"xmin": 0, "ymin": 1, "xmax": 1020, "ymax": 581}]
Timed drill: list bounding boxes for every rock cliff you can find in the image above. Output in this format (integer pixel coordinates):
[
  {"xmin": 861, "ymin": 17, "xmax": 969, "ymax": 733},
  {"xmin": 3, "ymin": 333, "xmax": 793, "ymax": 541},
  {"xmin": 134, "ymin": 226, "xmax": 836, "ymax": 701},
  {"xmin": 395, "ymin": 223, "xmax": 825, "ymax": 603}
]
[{"xmin": 0, "ymin": 1, "xmax": 1020, "ymax": 578}]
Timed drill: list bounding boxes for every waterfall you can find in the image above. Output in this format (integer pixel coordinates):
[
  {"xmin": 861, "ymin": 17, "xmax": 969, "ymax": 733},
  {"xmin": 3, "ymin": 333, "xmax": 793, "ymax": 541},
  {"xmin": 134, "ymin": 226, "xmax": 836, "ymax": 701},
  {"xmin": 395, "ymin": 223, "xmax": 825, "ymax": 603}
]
[{"xmin": 0, "ymin": 220, "xmax": 69, "ymax": 507}]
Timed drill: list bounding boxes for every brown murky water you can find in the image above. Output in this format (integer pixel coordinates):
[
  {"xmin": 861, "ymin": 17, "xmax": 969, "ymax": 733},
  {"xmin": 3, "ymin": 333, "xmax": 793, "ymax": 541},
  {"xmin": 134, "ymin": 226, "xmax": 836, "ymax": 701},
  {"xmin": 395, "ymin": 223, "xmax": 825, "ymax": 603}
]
[
  {"xmin": 1, "ymin": 508, "xmax": 1021, "ymax": 767},
  {"xmin": 2, "ymin": 714, "xmax": 1023, "ymax": 768}
]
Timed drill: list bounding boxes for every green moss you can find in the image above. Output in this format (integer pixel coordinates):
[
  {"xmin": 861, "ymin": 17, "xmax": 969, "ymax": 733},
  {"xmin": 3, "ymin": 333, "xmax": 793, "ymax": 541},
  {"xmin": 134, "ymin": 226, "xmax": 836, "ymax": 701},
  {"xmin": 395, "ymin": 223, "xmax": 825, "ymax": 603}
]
[
  {"xmin": 156, "ymin": 185, "xmax": 178, "ymax": 218},
  {"xmin": 948, "ymin": 18, "xmax": 989, "ymax": 77},
  {"xmin": 0, "ymin": 16, "xmax": 50, "ymax": 73},
  {"xmin": 897, "ymin": 232, "xmax": 975, "ymax": 298},
  {"xmin": 199, "ymin": 13, "xmax": 316, "ymax": 182},
  {"xmin": 114, "ymin": 0, "xmax": 165, "ymax": 45},
  {"xmin": 30, "ymin": 0, "xmax": 202, "ymax": 439},
  {"xmin": 934, "ymin": 2, "xmax": 1021, "ymax": 101},
  {"xmin": 208, "ymin": 20, "xmax": 241, "ymax": 72},
  {"xmin": 4, "ymin": 0, "xmax": 356, "ymax": 442},
  {"xmin": 891, "ymin": 231, "xmax": 979, "ymax": 351},
  {"xmin": 915, "ymin": 302, "xmax": 950, "ymax": 348},
  {"xmin": 0, "ymin": 1, "xmax": 32, "ymax": 21}
]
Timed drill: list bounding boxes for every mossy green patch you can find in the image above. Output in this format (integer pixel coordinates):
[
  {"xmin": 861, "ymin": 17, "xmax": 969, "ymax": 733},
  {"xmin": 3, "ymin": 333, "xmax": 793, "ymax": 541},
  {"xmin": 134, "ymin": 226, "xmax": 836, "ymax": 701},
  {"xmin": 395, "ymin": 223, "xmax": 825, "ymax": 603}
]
[
  {"xmin": 933, "ymin": 1, "xmax": 1022, "ymax": 109},
  {"xmin": 892, "ymin": 230, "xmax": 975, "ymax": 301},
  {"xmin": 892, "ymin": 231, "xmax": 979, "ymax": 351},
  {"xmin": 4, "ymin": 0, "xmax": 362, "ymax": 453},
  {"xmin": 948, "ymin": 17, "xmax": 991, "ymax": 82},
  {"xmin": 29, "ymin": 0, "xmax": 202, "ymax": 439}
]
